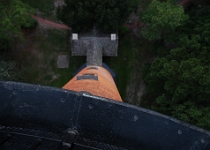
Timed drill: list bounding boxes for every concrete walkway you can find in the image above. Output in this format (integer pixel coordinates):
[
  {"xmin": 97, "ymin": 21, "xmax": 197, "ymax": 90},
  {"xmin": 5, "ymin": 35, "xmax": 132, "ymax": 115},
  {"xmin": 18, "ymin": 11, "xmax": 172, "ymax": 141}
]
[{"xmin": 87, "ymin": 38, "xmax": 102, "ymax": 66}]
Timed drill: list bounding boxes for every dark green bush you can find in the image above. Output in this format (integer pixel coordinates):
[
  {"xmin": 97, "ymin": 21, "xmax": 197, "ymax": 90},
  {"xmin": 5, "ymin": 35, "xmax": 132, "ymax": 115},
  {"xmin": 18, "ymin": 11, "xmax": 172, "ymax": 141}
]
[
  {"xmin": 22, "ymin": 17, "xmax": 37, "ymax": 29},
  {"xmin": 57, "ymin": 0, "xmax": 136, "ymax": 32}
]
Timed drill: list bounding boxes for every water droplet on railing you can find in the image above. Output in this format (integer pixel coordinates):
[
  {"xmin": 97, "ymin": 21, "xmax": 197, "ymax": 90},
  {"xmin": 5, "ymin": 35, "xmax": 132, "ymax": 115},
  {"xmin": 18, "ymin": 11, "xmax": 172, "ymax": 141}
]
[
  {"xmin": 88, "ymin": 104, "xmax": 94, "ymax": 109},
  {"xmin": 61, "ymin": 98, "xmax": 66, "ymax": 103},
  {"xmin": 13, "ymin": 90, "xmax": 17, "ymax": 95},
  {"xmin": 201, "ymin": 138, "xmax": 205, "ymax": 143},
  {"xmin": 134, "ymin": 115, "xmax": 139, "ymax": 121}
]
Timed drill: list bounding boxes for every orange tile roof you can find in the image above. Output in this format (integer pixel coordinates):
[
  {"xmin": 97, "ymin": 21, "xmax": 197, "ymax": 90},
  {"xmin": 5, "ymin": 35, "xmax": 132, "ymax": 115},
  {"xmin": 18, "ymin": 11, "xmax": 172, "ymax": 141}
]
[{"xmin": 63, "ymin": 66, "xmax": 122, "ymax": 102}]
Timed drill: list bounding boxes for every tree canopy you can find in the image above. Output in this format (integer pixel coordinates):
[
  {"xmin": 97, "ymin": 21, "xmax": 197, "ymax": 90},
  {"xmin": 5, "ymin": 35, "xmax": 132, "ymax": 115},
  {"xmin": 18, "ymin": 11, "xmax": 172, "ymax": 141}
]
[
  {"xmin": 194, "ymin": 0, "xmax": 210, "ymax": 5},
  {"xmin": 57, "ymin": 0, "xmax": 134, "ymax": 32},
  {"xmin": 0, "ymin": 0, "xmax": 34, "ymax": 38},
  {"xmin": 0, "ymin": 0, "xmax": 35, "ymax": 51},
  {"xmin": 141, "ymin": 0, "xmax": 188, "ymax": 40},
  {"xmin": 143, "ymin": 6, "xmax": 210, "ymax": 129},
  {"xmin": 0, "ymin": 0, "xmax": 34, "ymax": 80}
]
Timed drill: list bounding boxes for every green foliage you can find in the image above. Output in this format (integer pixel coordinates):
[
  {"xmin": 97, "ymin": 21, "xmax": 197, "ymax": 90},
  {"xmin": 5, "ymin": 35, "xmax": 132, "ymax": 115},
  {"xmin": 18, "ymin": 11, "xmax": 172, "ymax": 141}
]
[
  {"xmin": 119, "ymin": 26, "xmax": 129, "ymax": 36},
  {"xmin": 104, "ymin": 35, "xmax": 133, "ymax": 99},
  {"xmin": 194, "ymin": 0, "xmax": 210, "ymax": 5},
  {"xmin": 0, "ymin": 55, "xmax": 21, "ymax": 81},
  {"xmin": 22, "ymin": 17, "xmax": 37, "ymax": 29},
  {"xmin": 0, "ymin": 0, "xmax": 35, "ymax": 39},
  {"xmin": 0, "ymin": 37, "xmax": 11, "ymax": 51},
  {"xmin": 0, "ymin": 0, "xmax": 35, "ymax": 52},
  {"xmin": 141, "ymin": 0, "xmax": 188, "ymax": 40},
  {"xmin": 20, "ymin": 0, "xmax": 54, "ymax": 15},
  {"xmin": 57, "ymin": 0, "xmax": 134, "ymax": 32},
  {"xmin": 130, "ymin": 0, "xmax": 140, "ymax": 13},
  {"xmin": 143, "ymin": 6, "xmax": 210, "ymax": 129}
]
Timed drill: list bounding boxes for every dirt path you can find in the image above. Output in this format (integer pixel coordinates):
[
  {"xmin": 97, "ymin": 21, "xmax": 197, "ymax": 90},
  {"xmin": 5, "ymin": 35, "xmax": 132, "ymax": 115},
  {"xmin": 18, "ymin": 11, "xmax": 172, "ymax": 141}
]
[{"xmin": 32, "ymin": 15, "xmax": 71, "ymax": 30}]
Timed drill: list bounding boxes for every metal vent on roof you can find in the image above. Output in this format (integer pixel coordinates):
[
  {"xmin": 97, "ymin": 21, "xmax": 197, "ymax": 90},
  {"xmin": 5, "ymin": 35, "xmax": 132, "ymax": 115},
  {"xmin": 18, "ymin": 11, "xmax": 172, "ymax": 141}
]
[
  {"xmin": 87, "ymin": 67, "xmax": 98, "ymax": 70},
  {"xmin": 72, "ymin": 33, "xmax": 78, "ymax": 40},
  {"xmin": 77, "ymin": 74, "xmax": 98, "ymax": 81},
  {"xmin": 111, "ymin": 34, "xmax": 116, "ymax": 41}
]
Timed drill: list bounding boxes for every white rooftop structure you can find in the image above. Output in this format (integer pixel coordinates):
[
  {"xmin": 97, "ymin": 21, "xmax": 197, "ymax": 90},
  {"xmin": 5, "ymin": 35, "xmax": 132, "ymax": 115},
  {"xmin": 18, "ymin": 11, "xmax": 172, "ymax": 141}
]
[
  {"xmin": 71, "ymin": 29, "xmax": 118, "ymax": 56},
  {"xmin": 111, "ymin": 34, "xmax": 116, "ymax": 41},
  {"xmin": 72, "ymin": 33, "xmax": 78, "ymax": 40}
]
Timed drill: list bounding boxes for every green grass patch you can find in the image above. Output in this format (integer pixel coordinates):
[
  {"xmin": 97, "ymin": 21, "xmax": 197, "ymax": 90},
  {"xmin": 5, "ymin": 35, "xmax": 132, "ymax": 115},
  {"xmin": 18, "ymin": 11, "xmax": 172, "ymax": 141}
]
[
  {"xmin": 104, "ymin": 33, "xmax": 154, "ymax": 102},
  {"xmin": 13, "ymin": 28, "xmax": 85, "ymax": 88},
  {"xmin": 104, "ymin": 35, "xmax": 133, "ymax": 100},
  {"xmin": 50, "ymin": 56, "xmax": 85, "ymax": 88}
]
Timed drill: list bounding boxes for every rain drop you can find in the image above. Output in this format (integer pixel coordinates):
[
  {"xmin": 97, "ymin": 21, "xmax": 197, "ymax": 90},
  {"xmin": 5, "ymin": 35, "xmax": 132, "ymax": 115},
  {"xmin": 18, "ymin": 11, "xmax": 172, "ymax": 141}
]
[
  {"xmin": 178, "ymin": 130, "xmax": 182, "ymax": 135},
  {"xmin": 88, "ymin": 104, "xmax": 94, "ymax": 109},
  {"xmin": 61, "ymin": 98, "xmax": 66, "ymax": 103},
  {"xmin": 201, "ymin": 138, "xmax": 205, "ymax": 143},
  {"xmin": 13, "ymin": 90, "xmax": 17, "ymax": 95},
  {"xmin": 134, "ymin": 115, "xmax": 139, "ymax": 121}
]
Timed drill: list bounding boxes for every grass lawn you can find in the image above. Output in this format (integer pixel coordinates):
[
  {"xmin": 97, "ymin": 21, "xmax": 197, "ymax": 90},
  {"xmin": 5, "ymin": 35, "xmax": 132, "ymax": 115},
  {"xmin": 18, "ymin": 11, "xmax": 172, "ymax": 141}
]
[
  {"xmin": 104, "ymin": 32, "xmax": 154, "ymax": 103},
  {"xmin": 12, "ymin": 28, "xmax": 85, "ymax": 88},
  {"xmin": 104, "ymin": 35, "xmax": 133, "ymax": 101}
]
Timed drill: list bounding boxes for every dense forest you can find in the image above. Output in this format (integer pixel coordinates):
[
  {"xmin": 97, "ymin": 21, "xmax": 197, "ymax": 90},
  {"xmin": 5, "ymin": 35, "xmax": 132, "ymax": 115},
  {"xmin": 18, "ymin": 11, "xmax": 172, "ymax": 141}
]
[
  {"xmin": 142, "ymin": 1, "xmax": 210, "ymax": 130},
  {"xmin": 56, "ymin": 0, "xmax": 135, "ymax": 32}
]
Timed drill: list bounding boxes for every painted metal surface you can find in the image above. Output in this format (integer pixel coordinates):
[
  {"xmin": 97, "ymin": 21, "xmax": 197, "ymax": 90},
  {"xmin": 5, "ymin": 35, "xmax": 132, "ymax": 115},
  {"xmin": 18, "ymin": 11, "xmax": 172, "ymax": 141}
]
[{"xmin": 0, "ymin": 81, "xmax": 210, "ymax": 149}]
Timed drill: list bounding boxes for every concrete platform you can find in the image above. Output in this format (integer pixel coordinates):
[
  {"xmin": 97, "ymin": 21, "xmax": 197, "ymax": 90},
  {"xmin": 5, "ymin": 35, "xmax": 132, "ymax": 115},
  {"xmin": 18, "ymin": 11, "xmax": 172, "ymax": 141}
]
[{"xmin": 57, "ymin": 55, "xmax": 69, "ymax": 68}]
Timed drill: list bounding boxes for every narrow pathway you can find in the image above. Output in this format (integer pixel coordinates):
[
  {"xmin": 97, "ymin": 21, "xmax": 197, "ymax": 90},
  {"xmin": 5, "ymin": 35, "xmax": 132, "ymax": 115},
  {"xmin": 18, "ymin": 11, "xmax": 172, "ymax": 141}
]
[
  {"xmin": 87, "ymin": 38, "xmax": 102, "ymax": 66},
  {"xmin": 32, "ymin": 15, "xmax": 71, "ymax": 30}
]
